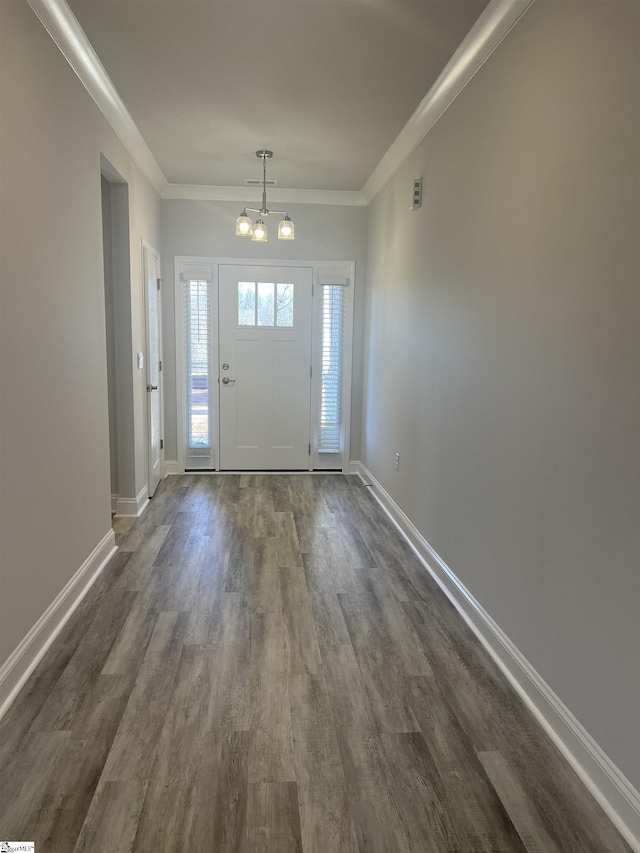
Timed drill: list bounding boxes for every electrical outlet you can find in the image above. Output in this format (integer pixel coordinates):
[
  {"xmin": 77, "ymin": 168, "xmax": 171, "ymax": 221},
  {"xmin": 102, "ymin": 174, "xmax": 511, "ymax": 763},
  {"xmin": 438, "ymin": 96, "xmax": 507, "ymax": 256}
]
[{"xmin": 395, "ymin": 452, "xmax": 400, "ymax": 472}]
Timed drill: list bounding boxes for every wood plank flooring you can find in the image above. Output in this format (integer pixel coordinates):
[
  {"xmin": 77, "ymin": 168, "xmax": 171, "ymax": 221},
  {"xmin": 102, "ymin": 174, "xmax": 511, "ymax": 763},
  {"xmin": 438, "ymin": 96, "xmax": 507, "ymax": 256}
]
[{"xmin": 0, "ymin": 474, "xmax": 632, "ymax": 852}]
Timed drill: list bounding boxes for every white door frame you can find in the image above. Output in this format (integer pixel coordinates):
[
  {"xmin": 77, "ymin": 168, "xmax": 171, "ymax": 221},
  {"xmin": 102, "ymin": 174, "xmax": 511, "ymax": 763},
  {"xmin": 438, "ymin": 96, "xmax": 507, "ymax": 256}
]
[
  {"xmin": 142, "ymin": 240, "xmax": 164, "ymax": 496},
  {"xmin": 174, "ymin": 256, "xmax": 355, "ymax": 474},
  {"xmin": 175, "ymin": 258, "xmax": 218, "ymax": 473}
]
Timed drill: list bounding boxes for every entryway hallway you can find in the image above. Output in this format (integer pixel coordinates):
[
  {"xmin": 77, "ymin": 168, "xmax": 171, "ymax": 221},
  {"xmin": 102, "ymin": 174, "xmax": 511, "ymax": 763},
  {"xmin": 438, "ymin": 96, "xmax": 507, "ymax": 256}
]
[{"xmin": 0, "ymin": 475, "xmax": 631, "ymax": 851}]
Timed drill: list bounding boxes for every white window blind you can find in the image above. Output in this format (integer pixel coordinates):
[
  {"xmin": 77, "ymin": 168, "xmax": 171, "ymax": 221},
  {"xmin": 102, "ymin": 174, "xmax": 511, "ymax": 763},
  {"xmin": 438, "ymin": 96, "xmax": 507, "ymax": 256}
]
[
  {"xmin": 185, "ymin": 280, "xmax": 211, "ymax": 449},
  {"xmin": 318, "ymin": 284, "xmax": 345, "ymax": 453}
]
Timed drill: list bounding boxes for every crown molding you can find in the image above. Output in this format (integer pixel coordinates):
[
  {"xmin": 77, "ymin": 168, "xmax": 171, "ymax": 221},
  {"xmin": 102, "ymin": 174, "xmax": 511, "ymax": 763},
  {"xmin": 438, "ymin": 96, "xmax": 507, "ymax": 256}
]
[
  {"xmin": 26, "ymin": 0, "xmax": 168, "ymax": 195},
  {"xmin": 162, "ymin": 184, "xmax": 367, "ymax": 207},
  {"xmin": 362, "ymin": 0, "xmax": 537, "ymax": 203},
  {"xmin": 27, "ymin": 0, "xmax": 535, "ymax": 208}
]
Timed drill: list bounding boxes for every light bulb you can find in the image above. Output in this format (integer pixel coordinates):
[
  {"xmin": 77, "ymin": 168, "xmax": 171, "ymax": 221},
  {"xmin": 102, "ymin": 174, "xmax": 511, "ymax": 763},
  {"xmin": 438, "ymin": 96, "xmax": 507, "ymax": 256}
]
[
  {"xmin": 278, "ymin": 215, "xmax": 295, "ymax": 240},
  {"xmin": 236, "ymin": 212, "xmax": 253, "ymax": 236},
  {"xmin": 252, "ymin": 218, "xmax": 267, "ymax": 242}
]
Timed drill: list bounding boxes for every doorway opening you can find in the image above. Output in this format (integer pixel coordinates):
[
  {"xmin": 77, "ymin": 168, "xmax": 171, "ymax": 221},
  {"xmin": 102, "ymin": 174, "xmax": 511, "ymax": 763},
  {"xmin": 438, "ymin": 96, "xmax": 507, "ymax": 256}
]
[
  {"xmin": 174, "ymin": 258, "xmax": 354, "ymax": 474},
  {"xmin": 100, "ymin": 160, "xmax": 132, "ymax": 513}
]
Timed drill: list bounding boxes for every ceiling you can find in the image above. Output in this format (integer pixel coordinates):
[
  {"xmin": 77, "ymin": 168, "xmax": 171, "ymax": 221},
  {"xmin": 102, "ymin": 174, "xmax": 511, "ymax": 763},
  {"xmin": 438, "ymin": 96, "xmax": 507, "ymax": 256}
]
[{"xmin": 67, "ymin": 0, "xmax": 490, "ymax": 192}]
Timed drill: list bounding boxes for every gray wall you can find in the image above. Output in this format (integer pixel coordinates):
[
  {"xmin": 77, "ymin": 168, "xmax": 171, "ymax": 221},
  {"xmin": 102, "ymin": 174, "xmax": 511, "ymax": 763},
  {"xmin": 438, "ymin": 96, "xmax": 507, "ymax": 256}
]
[
  {"xmin": 161, "ymin": 199, "xmax": 367, "ymax": 462},
  {"xmin": 362, "ymin": 0, "xmax": 639, "ymax": 786},
  {"xmin": 1, "ymin": 0, "xmax": 636, "ymax": 801},
  {"xmin": 0, "ymin": 0, "xmax": 161, "ymax": 665}
]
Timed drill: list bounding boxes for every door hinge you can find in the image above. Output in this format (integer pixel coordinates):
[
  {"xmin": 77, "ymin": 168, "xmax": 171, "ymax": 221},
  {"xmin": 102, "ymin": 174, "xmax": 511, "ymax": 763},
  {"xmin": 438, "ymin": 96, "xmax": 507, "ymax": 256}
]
[
  {"xmin": 159, "ymin": 360, "xmax": 163, "ymax": 372},
  {"xmin": 160, "ymin": 438, "xmax": 164, "ymax": 450},
  {"xmin": 157, "ymin": 278, "xmax": 161, "ymax": 290},
  {"xmin": 309, "ymin": 443, "xmax": 311, "ymax": 455}
]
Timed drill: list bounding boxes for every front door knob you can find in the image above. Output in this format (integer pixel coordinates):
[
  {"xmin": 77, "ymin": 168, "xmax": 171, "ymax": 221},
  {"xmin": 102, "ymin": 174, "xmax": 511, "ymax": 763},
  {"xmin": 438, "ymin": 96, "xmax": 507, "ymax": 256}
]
[{"xmin": 221, "ymin": 377, "xmax": 236, "ymax": 385}]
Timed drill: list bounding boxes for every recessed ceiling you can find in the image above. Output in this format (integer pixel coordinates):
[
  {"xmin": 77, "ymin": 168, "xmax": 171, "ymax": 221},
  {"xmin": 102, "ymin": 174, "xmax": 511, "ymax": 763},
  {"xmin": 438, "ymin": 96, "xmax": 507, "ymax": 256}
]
[{"xmin": 68, "ymin": 0, "xmax": 490, "ymax": 191}]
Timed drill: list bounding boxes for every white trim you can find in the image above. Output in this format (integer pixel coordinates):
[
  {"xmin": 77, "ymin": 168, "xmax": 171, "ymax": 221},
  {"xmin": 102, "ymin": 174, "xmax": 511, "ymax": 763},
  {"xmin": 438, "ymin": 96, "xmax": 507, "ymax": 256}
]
[
  {"xmin": 26, "ymin": 0, "xmax": 167, "ymax": 195},
  {"xmin": 115, "ymin": 485, "xmax": 149, "ymax": 517},
  {"xmin": 110, "ymin": 494, "xmax": 118, "ymax": 513},
  {"xmin": 176, "ymin": 256, "xmax": 356, "ymax": 270},
  {"xmin": 25, "ymin": 0, "xmax": 535, "ymax": 207},
  {"xmin": 174, "ymin": 258, "xmax": 219, "ymax": 475},
  {"xmin": 362, "ymin": 0, "xmax": 537, "ymax": 203},
  {"xmin": 162, "ymin": 184, "xmax": 366, "ymax": 206},
  {"xmin": 348, "ymin": 460, "xmax": 361, "ymax": 476},
  {"xmin": 130, "ymin": 469, "xmax": 349, "ymax": 477},
  {"xmin": 310, "ymin": 265, "xmax": 355, "ymax": 473},
  {"xmin": 175, "ymin": 257, "xmax": 356, "ymax": 476},
  {"xmin": 174, "ymin": 256, "xmax": 187, "ymax": 475},
  {"xmin": 340, "ymin": 275, "xmax": 354, "ymax": 475},
  {"xmin": 142, "ymin": 240, "xmax": 164, "ymax": 498},
  {"xmin": 164, "ymin": 460, "xmax": 180, "ymax": 476},
  {"xmin": 356, "ymin": 461, "xmax": 640, "ymax": 852},
  {"xmin": 0, "ymin": 529, "xmax": 117, "ymax": 721}
]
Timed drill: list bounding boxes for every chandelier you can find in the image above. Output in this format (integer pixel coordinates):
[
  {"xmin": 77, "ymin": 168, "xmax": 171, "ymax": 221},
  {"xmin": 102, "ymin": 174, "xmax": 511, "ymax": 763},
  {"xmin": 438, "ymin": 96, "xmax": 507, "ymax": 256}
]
[{"xmin": 235, "ymin": 150, "xmax": 295, "ymax": 242}]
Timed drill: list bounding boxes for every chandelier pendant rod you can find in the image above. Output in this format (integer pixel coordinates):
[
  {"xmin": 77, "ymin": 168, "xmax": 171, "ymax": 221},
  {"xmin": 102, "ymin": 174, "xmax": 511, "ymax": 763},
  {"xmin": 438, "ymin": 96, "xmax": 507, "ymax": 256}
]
[
  {"xmin": 261, "ymin": 150, "xmax": 268, "ymax": 215},
  {"xmin": 235, "ymin": 150, "xmax": 295, "ymax": 241}
]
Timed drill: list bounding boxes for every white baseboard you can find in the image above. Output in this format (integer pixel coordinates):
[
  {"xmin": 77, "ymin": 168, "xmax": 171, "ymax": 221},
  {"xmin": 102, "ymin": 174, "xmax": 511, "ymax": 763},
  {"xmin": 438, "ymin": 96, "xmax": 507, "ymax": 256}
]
[
  {"xmin": 0, "ymin": 529, "xmax": 117, "ymax": 721},
  {"xmin": 115, "ymin": 485, "xmax": 149, "ymax": 518},
  {"xmin": 356, "ymin": 461, "xmax": 640, "ymax": 852},
  {"xmin": 111, "ymin": 494, "xmax": 118, "ymax": 513},
  {"xmin": 164, "ymin": 460, "xmax": 180, "ymax": 476},
  {"xmin": 348, "ymin": 459, "xmax": 361, "ymax": 475}
]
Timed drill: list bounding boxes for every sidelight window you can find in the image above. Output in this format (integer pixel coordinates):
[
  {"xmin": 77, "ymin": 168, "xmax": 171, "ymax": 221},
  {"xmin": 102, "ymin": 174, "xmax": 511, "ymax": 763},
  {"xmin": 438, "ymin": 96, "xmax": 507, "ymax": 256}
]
[
  {"xmin": 318, "ymin": 285, "xmax": 345, "ymax": 454},
  {"xmin": 186, "ymin": 280, "xmax": 211, "ymax": 448},
  {"xmin": 312, "ymin": 266, "xmax": 352, "ymax": 470}
]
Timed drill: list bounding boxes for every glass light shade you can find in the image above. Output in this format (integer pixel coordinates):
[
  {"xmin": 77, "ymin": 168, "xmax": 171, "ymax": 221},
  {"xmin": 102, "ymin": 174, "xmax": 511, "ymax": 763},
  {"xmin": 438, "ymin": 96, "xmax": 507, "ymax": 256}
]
[
  {"xmin": 278, "ymin": 216, "xmax": 295, "ymax": 240},
  {"xmin": 252, "ymin": 218, "xmax": 268, "ymax": 242},
  {"xmin": 236, "ymin": 213, "xmax": 253, "ymax": 236}
]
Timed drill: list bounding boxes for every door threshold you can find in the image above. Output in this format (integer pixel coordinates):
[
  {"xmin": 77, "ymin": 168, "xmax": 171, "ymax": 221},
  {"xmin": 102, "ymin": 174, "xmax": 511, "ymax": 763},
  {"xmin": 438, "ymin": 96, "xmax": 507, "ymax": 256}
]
[{"xmin": 183, "ymin": 469, "xmax": 343, "ymax": 475}]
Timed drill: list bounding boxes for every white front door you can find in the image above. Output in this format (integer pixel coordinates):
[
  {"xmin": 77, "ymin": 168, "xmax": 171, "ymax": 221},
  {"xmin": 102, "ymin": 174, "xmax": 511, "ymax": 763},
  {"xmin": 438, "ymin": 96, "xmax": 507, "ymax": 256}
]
[
  {"xmin": 144, "ymin": 245, "xmax": 162, "ymax": 496},
  {"xmin": 218, "ymin": 265, "xmax": 313, "ymax": 470}
]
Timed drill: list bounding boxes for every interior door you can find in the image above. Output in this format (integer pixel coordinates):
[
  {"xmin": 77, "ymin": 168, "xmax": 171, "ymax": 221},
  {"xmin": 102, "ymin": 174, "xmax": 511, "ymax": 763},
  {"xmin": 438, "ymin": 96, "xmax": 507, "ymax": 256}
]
[
  {"xmin": 144, "ymin": 245, "xmax": 162, "ymax": 496},
  {"xmin": 219, "ymin": 265, "xmax": 313, "ymax": 470}
]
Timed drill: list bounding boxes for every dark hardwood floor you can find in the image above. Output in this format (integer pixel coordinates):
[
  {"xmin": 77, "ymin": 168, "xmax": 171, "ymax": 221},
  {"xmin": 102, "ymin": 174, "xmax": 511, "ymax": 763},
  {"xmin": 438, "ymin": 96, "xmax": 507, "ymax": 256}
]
[{"xmin": 0, "ymin": 474, "xmax": 632, "ymax": 851}]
